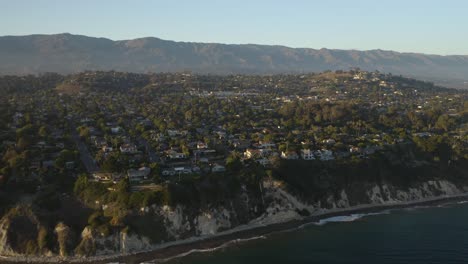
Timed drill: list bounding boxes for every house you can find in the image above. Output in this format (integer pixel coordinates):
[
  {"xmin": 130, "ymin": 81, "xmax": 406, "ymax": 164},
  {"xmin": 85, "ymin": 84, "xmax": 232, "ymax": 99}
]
[
  {"xmin": 167, "ymin": 130, "xmax": 187, "ymax": 137},
  {"xmin": 167, "ymin": 130, "xmax": 179, "ymax": 137},
  {"xmin": 93, "ymin": 172, "xmax": 113, "ymax": 181},
  {"xmin": 215, "ymin": 130, "xmax": 227, "ymax": 139},
  {"xmin": 102, "ymin": 145, "xmax": 113, "ymax": 153},
  {"xmin": 162, "ymin": 169, "xmax": 176, "ymax": 176},
  {"xmin": 322, "ymin": 139, "xmax": 336, "ymax": 145},
  {"xmin": 120, "ymin": 143, "xmax": 138, "ymax": 154},
  {"xmin": 301, "ymin": 149, "xmax": 315, "ymax": 160},
  {"xmin": 174, "ymin": 167, "xmax": 192, "ymax": 174},
  {"xmin": 256, "ymin": 158, "xmax": 270, "ymax": 166},
  {"xmin": 127, "ymin": 167, "xmax": 151, "ymax": 183},
  {"xmin": 244, "ymin": 149, "xmax": 261, "ymax": 159},
  {"xmin": 111, "ymin": 127, "xmax": 122, "ymax": 134},
  {"xmin": 212, "ymin": 164, "xmax": 226, "ymax": 173},
  {"xmin": 94, "ymin": 138, "xmax": 107, "ymax": 147},
  {"xmin": 281, "ymin": 151, "xmax": 299, "ymax": 160},
  {"xmin": 231, "ymin": 139, "xmax": 251, "ymax": 150},
  {"xmin": 65, "ymin": 161, "xmax": 75, "ymax": 169},
  {"xmin": 197, "ymin": 142, "xmax": 208, "ymax": 149},
  {"xmin": 167, "ymin": 150, "xmax": 187, "ymax": 160},
  {"xmin": 162, "ymin": 167, "xmax": 192, "ymax": 176},
  {"xmin": 349, "ymin": 146, "xmax": 361, "ymax": 154},
  {"xmin": 314, "ymin": 149, "xmax": 334, "ymax": 161},
  {"xmin": 258, "ymin": 142, "xmax": 276, "ymax": 149}
]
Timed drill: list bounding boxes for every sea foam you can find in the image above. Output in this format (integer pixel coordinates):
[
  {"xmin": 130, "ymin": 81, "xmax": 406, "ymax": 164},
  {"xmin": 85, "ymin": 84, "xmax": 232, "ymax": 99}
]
[
  {"xmin": 150, "ymin": 235, "xmax": 266, "ymax": 263},
  {"xmin": 314, "ymin": 212, "xmax": 388, "ymax": 226}
]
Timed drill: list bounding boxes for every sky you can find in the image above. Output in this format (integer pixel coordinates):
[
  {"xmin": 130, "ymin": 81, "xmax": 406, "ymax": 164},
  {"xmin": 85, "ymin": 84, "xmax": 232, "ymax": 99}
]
[{"xmin": 1, "ymin": 0, "xmax": 467, "ymax": 55}]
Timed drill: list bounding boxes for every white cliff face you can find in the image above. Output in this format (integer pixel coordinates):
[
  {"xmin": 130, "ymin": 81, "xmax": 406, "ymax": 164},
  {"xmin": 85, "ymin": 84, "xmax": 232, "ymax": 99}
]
[
  {"xmin": 158, "ymin": 205, "xmax": 191, "ymax": 239},
  {"xmin": 366, "ymin": 180, "xmax": 462, "ymax": 204},
  {"xmin": 250, "ymin": 179, "xmax": 466, "ymax": 227},
  {"xmin": 0, "ymin": 219, "xmax": 15, "ymax": 256},
  {"xmin": 250, "ymin": 180, "xmax": 307, "ymax": 225},
  {"xmin": 83, "ymin": 179, "xmax": 466, "ymax": 256},
  {"xmin": 119, "ymin": 231, "xmax": 152, "ymax": 254},
  {"xmin": 194, "ymin": 208, "xmax": 231, "ymax": 236},
  {"xmin": 2, "ymin": 179, "xmax": 465, "ymax": 259}
]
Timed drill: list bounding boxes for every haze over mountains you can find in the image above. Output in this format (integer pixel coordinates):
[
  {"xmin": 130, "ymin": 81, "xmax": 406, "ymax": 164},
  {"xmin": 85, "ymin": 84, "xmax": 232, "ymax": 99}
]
[{"xmin": 1, "ymin": 33, "xmax": 468, "ymax": 87}]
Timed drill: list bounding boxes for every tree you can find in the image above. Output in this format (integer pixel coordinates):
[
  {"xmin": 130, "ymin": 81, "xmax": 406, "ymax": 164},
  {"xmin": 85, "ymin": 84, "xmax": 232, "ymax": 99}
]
[
  {"xmin": 435, "ymin": 115, "xmax": 456, "ymax": 132},
  {"xmin": 74, "ymin": 174, "xmax": 89, "ymax": 195},
  {"xmin": 38, "ymin": 126, "xmax": 48, "ymax": 138}
]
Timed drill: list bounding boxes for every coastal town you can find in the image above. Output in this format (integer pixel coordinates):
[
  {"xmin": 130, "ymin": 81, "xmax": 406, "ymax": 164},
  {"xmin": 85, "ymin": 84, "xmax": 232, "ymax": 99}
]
[
  {"xmin": 1, "ymin": 70, "xmax": 466, "ymax": 187},
  {"xmin": 0, "ymin": 70, "xmax": 467, "ymax": 256}
]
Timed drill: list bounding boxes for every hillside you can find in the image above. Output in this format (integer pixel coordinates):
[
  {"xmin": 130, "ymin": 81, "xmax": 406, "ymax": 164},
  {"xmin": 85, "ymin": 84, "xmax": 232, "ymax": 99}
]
[{"xmin": 1, "ymin": 33, "xmax": 468, "ymax": 88}]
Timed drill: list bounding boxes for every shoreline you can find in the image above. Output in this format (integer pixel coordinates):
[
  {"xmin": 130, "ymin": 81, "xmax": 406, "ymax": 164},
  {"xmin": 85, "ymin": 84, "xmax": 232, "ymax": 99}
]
[{"xmin": 3, "ymin": 193, "xmax": 468, "ymax": 264}]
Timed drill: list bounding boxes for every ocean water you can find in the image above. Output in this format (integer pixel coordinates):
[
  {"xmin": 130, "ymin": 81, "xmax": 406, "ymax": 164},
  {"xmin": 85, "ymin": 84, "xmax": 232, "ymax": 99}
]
[{"xmin": 159, "ymin": 202, "xmax": 468, "ymax": 264}]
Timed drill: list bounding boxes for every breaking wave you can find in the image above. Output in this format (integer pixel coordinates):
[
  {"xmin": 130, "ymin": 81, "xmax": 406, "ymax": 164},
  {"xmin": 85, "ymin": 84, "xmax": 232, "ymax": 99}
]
[
  {"xmin": 150, "ymin": 235, "xmax": 266, "ymax": 263},
  {"xmin": 313, "ymin": 211, "xmax": 389, "ymax": 226}
]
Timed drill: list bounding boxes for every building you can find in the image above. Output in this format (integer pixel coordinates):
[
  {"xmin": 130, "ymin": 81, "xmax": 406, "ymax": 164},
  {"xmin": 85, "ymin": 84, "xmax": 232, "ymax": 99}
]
[
  {"xmin": 93, "ymin": 172, "xmax": 113, "ymax": 181},
  {"xmin": 212, "ymin": 164, "xmax": 226, "ymax": 173},
  {"xmin": 301, "ymin": 149, "xmax": 315, "ymax": 160},
  {"xmin": 102, "ymin": 145, "xmax": 113, "ymax": 153},
  {"xmin": 256, "ymin": 158, "xmax": 270, "ymax": 166},
  {"xmin": 314, "ymin": 149, "xmax": 334, "ymax": 161},
  {"xmin": 111, "ymin": 127, "xmax": 122, "ymax": 134},
  {"xmin": 127, "ymin": 167, "xmax": 151, "ymax": 183},
  {"xmin": 281, "ymin": 151, "xmax": 299, "ymax": 160},
  {"xmin": 167, "ymin": 150, "xmax": 187, "ymax": 160},
  {"xmin": 244, "ymin": 149, "xmax": 261, "ymax": 159},
  {"xmin": 120, "ymin": 143, "xmax": 138, "ymax": 154}
]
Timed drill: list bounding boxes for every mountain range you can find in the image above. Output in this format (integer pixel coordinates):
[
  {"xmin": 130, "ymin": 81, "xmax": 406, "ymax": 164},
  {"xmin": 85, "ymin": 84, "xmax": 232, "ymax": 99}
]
[{"xmin": 1, "ymin": 33, "xmax": 467, "ymax": 87}]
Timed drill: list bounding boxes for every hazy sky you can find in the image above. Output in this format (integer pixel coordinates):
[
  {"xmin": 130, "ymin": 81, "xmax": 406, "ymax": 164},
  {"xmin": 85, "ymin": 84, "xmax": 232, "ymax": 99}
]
[{"xmin": 1, "ymin": 0, "xmax": 467, "ymax": 55}]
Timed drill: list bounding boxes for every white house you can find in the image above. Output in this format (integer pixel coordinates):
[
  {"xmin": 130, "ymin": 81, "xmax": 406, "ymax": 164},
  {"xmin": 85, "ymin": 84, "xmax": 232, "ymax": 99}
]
[
  {"xmin": 111, "ymin": 127, "xmax": 121, "ymax": 134},
  {"xmin": 314, "ymin": 149, "xmax": 334, "ymax": 161},
  {"xmin": 301, "ymin": 149, "xmax": 315, "ymax": 160}
]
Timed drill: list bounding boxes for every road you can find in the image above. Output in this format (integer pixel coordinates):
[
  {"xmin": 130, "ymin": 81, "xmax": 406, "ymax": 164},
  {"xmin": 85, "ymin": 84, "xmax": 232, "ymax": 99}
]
[{"xmin": 71, "ymin": 129, "xmax": 100, "ymax": 173}]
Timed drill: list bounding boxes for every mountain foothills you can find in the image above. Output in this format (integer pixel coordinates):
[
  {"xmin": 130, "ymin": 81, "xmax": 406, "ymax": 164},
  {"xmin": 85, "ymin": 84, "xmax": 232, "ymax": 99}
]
[
  {"xmin": 0, "ymin": 71, "xmax": 467, "ymax": 261},
  {"xmin": 1, "ymin": 34, "xmax": 468, "ymax": 88}
]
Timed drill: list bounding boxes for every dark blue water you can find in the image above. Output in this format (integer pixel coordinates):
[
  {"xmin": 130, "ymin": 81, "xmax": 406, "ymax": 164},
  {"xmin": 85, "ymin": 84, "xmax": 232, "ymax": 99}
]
[{"xmin": 162, "ymin": 202, "xmax": 468, "ymax": 264}]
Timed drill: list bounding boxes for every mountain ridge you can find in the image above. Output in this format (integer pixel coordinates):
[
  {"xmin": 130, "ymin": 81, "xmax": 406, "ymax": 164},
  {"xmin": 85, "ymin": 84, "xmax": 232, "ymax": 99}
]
[{"xmin": 1, "ymin": 33, "xmax": 468, "ymax": 87}]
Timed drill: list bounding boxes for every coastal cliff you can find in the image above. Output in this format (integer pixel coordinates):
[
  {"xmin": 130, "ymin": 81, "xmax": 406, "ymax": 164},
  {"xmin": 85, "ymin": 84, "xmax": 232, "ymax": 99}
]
[{"xmin": 1, "ymin": 178, "xmax": 467, "ymax": 260}]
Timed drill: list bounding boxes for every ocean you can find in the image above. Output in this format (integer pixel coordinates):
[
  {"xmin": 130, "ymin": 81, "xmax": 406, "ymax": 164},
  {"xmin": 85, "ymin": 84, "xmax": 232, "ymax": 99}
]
[{"xmin": 157, "ymin": 201, "xmax": 468, "ymax": 264}]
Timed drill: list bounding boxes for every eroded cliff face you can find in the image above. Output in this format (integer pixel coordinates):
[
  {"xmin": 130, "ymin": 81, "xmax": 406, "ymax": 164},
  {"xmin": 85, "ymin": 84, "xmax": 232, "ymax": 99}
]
[
  {"xmin": 1, "ymin": 179, "xmax": 467, "ymax": 258},
  {"xmin": 254, "ymin": 179, "xmax": 467, "ymax": 226},
  {"xmin": 0, "ymin": 206, "xmax": 43, "ymax": 257}
]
